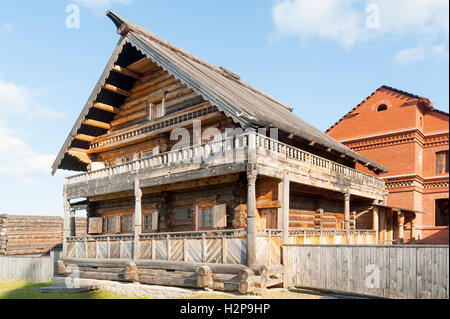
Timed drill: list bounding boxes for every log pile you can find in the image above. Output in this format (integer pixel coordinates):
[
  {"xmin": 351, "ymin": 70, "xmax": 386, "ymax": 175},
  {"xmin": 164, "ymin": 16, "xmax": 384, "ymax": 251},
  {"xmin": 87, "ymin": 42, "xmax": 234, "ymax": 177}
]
[
  {"xmin": 0, "ymin": 214, "xmax": 7, "ymax": 254},
  {"xmin": 58, "ymin": 258, "xmax": 284, "ymax": 293},
  {"xmin": 0, "ymin": 215, "xmax": 87, "ymax": 256}
]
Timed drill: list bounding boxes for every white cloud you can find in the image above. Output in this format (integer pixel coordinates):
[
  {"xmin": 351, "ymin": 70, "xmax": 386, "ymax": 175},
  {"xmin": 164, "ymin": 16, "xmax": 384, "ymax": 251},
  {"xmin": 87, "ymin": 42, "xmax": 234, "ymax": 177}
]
[
  {"xmin": 74, "ymin": 0, "xmax": 133, "ymax": 11},
  {"xmin": 1, "ymin": 22, "xmax": 13, "ymax": 31},
  {"xmin": 395, "ymin": 46, "xmax": 427, "ymax": 64},
  {"xmin": 0, "ymin": 78, "xmax": 65, "ymax": 120},
  {"xmin": 271, "ymin": 0, "xmax": 365, "ymax": 49},
  {"xmin": 0, "ymin": 124, "xmax": 55, "ymax": 178},
  {"xmin": 271, "ymin": 0, "xmax": 449, "ymax": 61}
]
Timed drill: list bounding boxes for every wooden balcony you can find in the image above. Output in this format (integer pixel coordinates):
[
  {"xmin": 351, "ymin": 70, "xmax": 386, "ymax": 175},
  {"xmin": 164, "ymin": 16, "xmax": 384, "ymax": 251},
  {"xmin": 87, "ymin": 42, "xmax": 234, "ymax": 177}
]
[{"xmin": 65, "ymin": 132, "xmax": 386, "ymax": 200}]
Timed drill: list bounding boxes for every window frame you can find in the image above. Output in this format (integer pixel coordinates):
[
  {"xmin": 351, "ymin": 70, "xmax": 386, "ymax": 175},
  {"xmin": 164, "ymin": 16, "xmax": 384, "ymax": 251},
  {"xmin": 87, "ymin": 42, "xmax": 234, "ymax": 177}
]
[{"xmin": 436, "ymin": 150, "xmax": 449, "ymax": 174}]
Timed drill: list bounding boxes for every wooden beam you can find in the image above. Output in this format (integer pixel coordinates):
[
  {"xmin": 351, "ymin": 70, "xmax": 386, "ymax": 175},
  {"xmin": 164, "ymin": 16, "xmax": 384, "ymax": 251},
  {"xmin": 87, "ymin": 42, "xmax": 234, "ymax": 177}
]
[
  {"xmin": 74, "ymin": 134, "xmax": 96, "ymax": 143},
  {"xmin": 103, "ymin": 84, "xmax": 131, "ymax": 97},
  {"xmin": 112, "ymin": 65, "xmax": 142, "ymax": 79},
  {"xmin": 82, "ymin": 119, "xmax": 111, "ymax": 130},
  {"xmin": 92, "ymin": 102, "xmax": 121, "ymax": 114},
  {"xmin": 282, "ymin": 170, "xmax": 290, "ymax": 244}
]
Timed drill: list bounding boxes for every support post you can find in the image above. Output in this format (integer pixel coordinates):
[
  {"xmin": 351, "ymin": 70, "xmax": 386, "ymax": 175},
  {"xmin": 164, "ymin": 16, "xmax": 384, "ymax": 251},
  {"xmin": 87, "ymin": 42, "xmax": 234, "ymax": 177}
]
[
  {"xmin": 398, "ymin": 210, "xmax": 405, "ymax": 244},
  {"xmin": 372, "ymin": 205, "xmax": 379, "ymax": 242},
  {"xmin": 246, "ymin": 164, "xmax": 257, "ymax": 267},
  {"xmin": 70, "ymin": 210, "xmax": 76, "ymax": 237},
  {"xmin": 344, "ymin": 192, "xmax": 351, "ymax": 230},
  {"xmin": 62, "ymin": 187, "xmax": 70, "ymax": 258},
  {"xmin": 282, "ymin": 170, "xmax": 290, "ymax": 245},
  {"xmin": 411, "ymin": 214, "xmax": 417, "ymax": 244},
  {"xmin": 133, "ymin": 179, "xmax": 142, "ymax": 260}
]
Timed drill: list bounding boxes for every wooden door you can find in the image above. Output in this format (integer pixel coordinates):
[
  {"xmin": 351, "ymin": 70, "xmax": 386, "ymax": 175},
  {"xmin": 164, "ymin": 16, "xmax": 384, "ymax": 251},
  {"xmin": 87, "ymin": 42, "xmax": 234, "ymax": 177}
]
[{"xmin": 259, "ymin": 208, "xmax": 278, "ymax": 229}]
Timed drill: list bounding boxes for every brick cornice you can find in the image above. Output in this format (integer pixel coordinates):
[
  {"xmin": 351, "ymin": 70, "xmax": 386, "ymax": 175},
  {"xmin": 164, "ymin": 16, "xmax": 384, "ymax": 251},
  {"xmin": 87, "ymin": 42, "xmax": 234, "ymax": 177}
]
[
  {"xmin": 341, "ymin": 128, "xmax": 424, "ymax": 151},
  {"xmin": 423, "ymin": 131, "xmax": 449, "ymax": 148}
]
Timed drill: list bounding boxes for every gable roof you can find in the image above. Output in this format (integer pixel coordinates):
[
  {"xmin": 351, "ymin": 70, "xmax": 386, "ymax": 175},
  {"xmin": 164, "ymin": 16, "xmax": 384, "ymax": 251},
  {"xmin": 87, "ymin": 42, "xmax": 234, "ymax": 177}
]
[
  {"xmin": 326, "ymin": 85, "xmax": 449, "ymax": 134},
  {"xmin": 51, "ymin": 11, "xmax": 388, "ymax": 175}
]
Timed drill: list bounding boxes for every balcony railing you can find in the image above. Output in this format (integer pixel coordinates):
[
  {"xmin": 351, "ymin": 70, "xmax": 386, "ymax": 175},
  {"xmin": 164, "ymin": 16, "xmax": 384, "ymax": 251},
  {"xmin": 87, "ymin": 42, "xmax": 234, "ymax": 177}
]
[{"xmin": 66, "ymin": 132, "xmax": 385, "ymax": 191}]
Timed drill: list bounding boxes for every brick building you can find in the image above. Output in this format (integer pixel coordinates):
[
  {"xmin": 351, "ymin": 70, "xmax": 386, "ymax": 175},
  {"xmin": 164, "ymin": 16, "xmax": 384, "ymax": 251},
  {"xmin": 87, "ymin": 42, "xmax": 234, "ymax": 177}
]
[{"xmin": 327, "ymin": 86, "xmax": 449, "ymax": 244}]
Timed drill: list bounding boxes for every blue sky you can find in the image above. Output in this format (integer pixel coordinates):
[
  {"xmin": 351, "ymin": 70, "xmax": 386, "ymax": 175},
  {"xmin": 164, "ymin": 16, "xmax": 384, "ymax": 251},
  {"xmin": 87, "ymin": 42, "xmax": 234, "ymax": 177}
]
[{"xmin": 0, "ymin": 0, "xmax": 448, "ymax": 216}]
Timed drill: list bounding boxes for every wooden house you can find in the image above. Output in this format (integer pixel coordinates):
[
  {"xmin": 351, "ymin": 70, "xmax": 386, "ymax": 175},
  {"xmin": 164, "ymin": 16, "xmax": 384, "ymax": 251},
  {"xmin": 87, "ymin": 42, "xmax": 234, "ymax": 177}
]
[{"xmin": 51, "ymin": 12, "xmax": 411, "ymax": 291}]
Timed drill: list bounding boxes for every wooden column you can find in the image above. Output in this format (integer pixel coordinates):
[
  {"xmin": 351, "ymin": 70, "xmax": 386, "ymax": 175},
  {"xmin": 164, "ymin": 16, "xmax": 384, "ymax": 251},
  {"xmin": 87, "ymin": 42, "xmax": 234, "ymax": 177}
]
[
  {"xmin": 62, "ymin": 188, "xmax": 70, "ymax": 258},
  {"xmin": 248, "ymin": 130, "xmax": 256, "ymax": 164},
  {"xmin": 344, "ymin": 193, "xmax": 351, "ymax": 230},
  {"xmin": 411, "ymin": 214, "xmax": 417, "ymax": 244},
  {"xmin": 372, "ymin": 206, "xmax": 379, "ymax": 242},
  {"xmin": 70, "ymin": 210, "xmax": 76, "ymax": 236},
  {"xmin": 398, "ymin": 210, "xmax": 405, "ymax": 244},
  {"xmin": 282, "ymin": 170, "xmax": 290, "ymax": 245},
  {"xmin": 246, "ymin": 164, "xmax": 257, "ymax": 267},
  {"xmin": 134, "ymin": 179, "xmax": 142, "ymax": 260}
]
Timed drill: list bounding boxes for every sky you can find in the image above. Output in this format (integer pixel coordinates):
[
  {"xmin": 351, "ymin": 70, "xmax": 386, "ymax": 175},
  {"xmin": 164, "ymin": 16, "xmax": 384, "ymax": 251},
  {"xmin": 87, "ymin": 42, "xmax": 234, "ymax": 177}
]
[{"xmin": 0, "ymin": 0, "xmax": 448, "ymax": 216}]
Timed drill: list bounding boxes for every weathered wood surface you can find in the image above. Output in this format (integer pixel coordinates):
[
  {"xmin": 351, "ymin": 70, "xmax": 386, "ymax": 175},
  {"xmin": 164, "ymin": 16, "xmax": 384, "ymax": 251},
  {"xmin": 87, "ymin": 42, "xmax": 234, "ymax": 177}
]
[
  {"xmin": 0, "ymin": 249, "xmax": 62, "ymax": 282},
  {"xmin": 66, "ymin": 233, "xmax": 247, "ymax": 265},
  {"xmin": 0, "ymin": 215, "xmax": 86, "ymax": 256},
  {"xmin": 65, "ymin": 132, "xmax": 385, "ymax": 201},
  {"xmin": 256, "ymin": 230, "xmax": 376, "ymax": 265},
  {"xmin": 60, "ymin": 257, "xmax": 283, "ymax": 292},
  {"xmin": 284, "ymin": 244, "xmax": 449, "ymax": 299}
]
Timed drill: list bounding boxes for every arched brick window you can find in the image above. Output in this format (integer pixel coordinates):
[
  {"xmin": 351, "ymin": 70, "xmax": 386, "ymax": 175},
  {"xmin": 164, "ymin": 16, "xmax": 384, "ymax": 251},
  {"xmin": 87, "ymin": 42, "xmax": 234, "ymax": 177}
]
[{"xmin": 377, "ymin": 104, "xmax": 388, "ymax": 112}]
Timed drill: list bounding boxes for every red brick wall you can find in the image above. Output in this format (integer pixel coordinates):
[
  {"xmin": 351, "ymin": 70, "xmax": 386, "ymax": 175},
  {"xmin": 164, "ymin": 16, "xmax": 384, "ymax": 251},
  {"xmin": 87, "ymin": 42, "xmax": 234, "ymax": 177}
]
[{"xmin": 327, "ymin": 87, "xmax": 449, "ymax": 244}]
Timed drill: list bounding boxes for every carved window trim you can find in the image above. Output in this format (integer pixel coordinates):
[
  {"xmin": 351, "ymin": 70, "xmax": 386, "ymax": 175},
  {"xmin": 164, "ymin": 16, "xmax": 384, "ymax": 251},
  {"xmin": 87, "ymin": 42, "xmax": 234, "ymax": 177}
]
[
  {"xmin": 142, "ymin": 203, "xmax": 159, "ymax": 233},
  {"xmin": 194, "ymin": 197, "xmax": 216, "ymax": 230}
]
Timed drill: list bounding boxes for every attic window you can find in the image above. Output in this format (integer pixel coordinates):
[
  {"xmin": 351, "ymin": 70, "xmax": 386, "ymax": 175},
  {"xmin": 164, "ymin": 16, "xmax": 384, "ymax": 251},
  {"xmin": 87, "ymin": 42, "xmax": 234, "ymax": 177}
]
[{"xmin": 377, "ymin": 104, "xmax": 388, "ymax": 112}]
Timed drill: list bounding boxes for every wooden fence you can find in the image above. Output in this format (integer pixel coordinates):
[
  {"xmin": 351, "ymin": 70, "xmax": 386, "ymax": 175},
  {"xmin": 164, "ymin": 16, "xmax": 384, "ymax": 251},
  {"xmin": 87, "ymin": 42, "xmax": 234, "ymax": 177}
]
[
  {"xmin": 0, "ymin": 249, "xmax": 62, "ymax": 282},
  {"xmin": 283, "ymin": 244, "xmax": 449, "ymax": 299},
  {"xmin": 256, "ymin": 230, "xmax": 377, "ymax": 265}
]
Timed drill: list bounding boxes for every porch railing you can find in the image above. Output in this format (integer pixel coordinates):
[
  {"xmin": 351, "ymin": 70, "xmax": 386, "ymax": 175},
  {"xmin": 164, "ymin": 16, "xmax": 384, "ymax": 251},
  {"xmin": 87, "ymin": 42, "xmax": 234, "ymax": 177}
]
[
  {"xmin": 66, "ymin": 132, "xmax": 385, "ymax": 191},
  {"xmin": 65, "ymin": 229, "xmax": 248, "ymax": 264},
  {"xmin": 66, "ymin": 133, "xmax": 250, "ymax": 185},
  {"xmin": 254, "ymin": 134, "xmax": 385, "ymax": 189}
]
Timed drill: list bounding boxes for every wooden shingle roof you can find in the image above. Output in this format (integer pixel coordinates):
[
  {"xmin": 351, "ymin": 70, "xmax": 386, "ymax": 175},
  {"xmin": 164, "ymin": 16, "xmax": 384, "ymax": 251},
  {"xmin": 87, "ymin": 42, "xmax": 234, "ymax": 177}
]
[{"xmin": 52, "ymin": 11, "xmax": 388, "ymax": 174}]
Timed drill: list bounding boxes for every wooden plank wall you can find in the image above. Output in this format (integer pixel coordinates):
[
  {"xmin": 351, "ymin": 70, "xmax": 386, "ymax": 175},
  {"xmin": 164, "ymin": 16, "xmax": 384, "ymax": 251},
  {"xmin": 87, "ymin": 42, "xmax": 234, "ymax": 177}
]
[
  {"xmin": 284, "ymin": 244, "xmax": 449, "ymax": 299},
  {"xmin": 0, "ymin": 255, "xmax": 54, "ymax": 282},
  {"xmin": 0, "ymin": 215, "xmax": 86, "ymax": 256}
]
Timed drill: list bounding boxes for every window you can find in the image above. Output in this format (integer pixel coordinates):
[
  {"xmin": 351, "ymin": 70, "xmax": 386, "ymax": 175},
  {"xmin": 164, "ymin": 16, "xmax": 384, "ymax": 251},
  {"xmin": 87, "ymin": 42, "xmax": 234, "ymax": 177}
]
[
  {"xmin": 123, "ymin": 216, "xmax": 133, "ymax": 233},
  {"xmin": 145, "ymin": 152, "xmax": 153, "ymax": 158},
  {"xmin": 143, "ymin": 215, "xmax": 153, "ymax": 231},
  {"xmin": 435, "ymin": 199, "xmax": 449, "ymax": 226},
  {"xmin": 195, "ymin": 198, "xmax": 226, "ymax": 230},
  {"xmin": 106, "ymin": 217, "xmax": 115, "ymax": 233},
  {"xmin": 200, "ymin": 208, "xmax": 213, "ymax": 228},
  {"xmin": 436, "ymin": 151, "xmax": 449, "ymax": 174},
  {"xmin": 377, "ymin": 104, "xmax": 388, "ymax": 112},
  {"xmin": 148, "ymin": 100, "xmax": 166, "ymax": 121},
  {"xmin": 175, "ymin": 207, "xmax": 190, "ymax": 221}
]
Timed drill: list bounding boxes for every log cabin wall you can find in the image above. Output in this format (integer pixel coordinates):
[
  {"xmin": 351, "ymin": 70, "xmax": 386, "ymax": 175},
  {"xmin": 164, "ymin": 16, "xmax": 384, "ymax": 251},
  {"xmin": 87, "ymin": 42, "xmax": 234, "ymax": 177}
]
[
  {"xmin": 86, "ymin": 56, "xmax": 241, "ymax": 167},
  {"xmin": 0, "ymin": 214, "xmax": 86, "ymax": 256},
  {"xmin": 87, "ymin": 178, "xmax": 244, "ymax": 234}
]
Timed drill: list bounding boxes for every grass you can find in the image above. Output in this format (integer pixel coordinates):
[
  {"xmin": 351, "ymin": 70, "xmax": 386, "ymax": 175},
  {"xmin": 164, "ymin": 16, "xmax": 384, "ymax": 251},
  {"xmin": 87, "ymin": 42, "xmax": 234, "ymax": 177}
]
[{"xmin": 0, "ymin": 280, "xmax": 141, "ymax": 299}]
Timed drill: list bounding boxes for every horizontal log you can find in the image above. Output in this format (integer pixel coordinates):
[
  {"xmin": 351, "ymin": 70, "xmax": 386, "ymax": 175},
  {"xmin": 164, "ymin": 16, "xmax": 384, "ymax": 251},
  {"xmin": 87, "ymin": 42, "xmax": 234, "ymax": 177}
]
[
  {"xmin": 92, "ymin": 102, "xmax": 121, "ymax": 114},
  {"xmin": 238, "ymin": 279, "xmax": 254, "ymax": 294},
  {"xmin": 210, "ymin": 281, "xmax": 239, "ymax": 292},
  {"xmin": 139, "ymin": 275, "xmax": 197, "ymax": 288},
  {"xmin": 103, "ymin": 83, "xmax": 131, "ymax": 97},
  {"xmin": 82, "ymin": 119, "xmax": 111, "ymax": 130},
  {"xmin": 62, "ymin": 258, "xmax": 130, "ymax": 268},
  {"xmin": 112, "ymin": 65, "xmax": 142, "ymax": 79}
]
